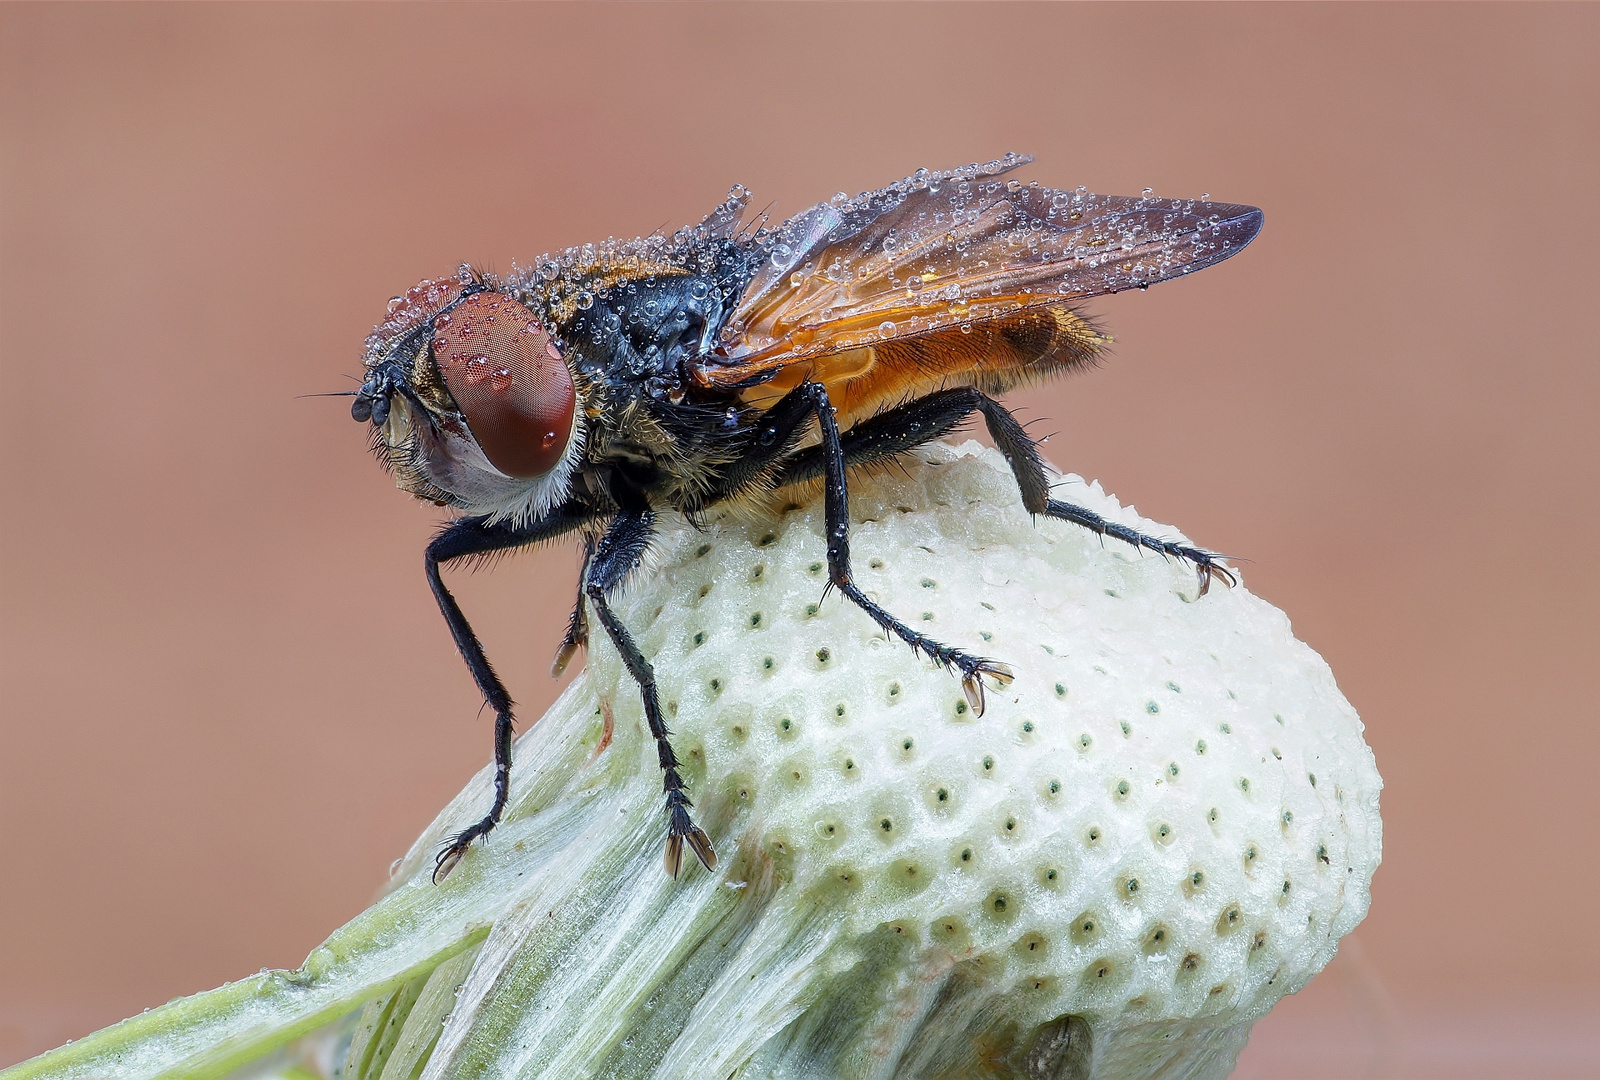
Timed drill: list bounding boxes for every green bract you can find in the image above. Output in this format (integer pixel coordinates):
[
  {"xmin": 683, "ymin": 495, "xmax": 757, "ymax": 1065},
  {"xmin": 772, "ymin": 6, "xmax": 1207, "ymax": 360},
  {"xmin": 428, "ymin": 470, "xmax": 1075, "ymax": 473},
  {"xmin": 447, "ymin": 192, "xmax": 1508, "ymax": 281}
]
[{"xmin": 8, "ymin": 443, "xmax": 1380, "ymax": 1080}]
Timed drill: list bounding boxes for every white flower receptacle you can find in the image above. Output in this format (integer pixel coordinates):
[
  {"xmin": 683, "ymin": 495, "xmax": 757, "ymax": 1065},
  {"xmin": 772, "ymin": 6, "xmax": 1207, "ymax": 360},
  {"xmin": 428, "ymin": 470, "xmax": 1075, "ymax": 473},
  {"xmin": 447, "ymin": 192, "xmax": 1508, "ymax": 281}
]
[
  {"xmin": 6, "ymin": 441, "xmax": 1379, "ymax": 1080},
  {"xmin": 372, "ymin": 441, "xmax": 1381, "ymax": 1080}
]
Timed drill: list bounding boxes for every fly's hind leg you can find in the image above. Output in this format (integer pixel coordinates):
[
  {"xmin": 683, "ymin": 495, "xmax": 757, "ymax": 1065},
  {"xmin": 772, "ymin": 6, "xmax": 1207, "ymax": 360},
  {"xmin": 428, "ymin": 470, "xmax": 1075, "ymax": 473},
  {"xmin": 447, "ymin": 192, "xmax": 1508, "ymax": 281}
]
[
  {"xmin": 972, "ymin": 395, "xmax": 1236, "ymax": 595},
  {"xmin": 584, "ymin": 505, "xmax": 716, "ymax": 877},
  {"xmin": 774, "ymin": 386, "xmax": 1234, "ymax": 596}
]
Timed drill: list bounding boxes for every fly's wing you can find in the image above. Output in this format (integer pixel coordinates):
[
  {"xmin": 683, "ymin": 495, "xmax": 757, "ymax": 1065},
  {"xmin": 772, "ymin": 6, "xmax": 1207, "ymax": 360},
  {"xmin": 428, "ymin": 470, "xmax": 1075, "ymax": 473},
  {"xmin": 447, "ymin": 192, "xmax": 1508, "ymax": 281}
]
[{"xmin": 693, "ymin": 156, "xmax": 1262, "ymax": 389}]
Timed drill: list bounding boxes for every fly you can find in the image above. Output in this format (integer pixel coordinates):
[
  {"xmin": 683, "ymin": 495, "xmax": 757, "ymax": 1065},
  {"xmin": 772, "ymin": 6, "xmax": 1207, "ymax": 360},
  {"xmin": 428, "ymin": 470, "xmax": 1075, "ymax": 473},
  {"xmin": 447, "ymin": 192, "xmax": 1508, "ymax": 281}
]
[{"xmin": 350, "ymin": 155, "xmax": 1262, "ymax": 880}]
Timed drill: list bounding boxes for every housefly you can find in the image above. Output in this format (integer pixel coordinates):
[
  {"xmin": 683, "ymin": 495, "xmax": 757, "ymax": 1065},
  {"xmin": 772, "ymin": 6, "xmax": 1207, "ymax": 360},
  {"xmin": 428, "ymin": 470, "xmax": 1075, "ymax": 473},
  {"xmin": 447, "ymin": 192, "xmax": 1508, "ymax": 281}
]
[{"xmin": 351, "ymin": 155, "xmax": 1262, "ymax": 881}]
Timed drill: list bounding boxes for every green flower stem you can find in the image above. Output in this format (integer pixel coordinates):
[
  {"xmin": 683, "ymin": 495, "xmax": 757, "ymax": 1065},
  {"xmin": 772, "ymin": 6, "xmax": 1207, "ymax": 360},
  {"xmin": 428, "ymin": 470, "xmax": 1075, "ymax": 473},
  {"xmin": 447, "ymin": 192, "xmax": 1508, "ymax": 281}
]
[{"xmin": 3, "ymin": 682, "xmax": 613, "ymax": 1080}]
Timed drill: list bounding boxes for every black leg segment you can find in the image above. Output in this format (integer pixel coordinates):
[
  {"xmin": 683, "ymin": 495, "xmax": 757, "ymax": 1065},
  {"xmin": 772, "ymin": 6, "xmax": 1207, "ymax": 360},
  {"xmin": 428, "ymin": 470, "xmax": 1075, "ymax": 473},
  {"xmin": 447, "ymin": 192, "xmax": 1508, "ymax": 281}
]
[
  {"xmin": 584, "ymin": 506, "xmax": 716, "ymax": 877},
  {"xmin": 551, "ymin": 537, "xmax": 595, "ymax": 678},
  {"xmin": 775, "ymin": 386, "xmax": 1234, "ymax": 595},
  {"xmin": 425, "ymin": 500, "xmax": 598, "ymax": 881},
  {"xmin": 785, "ymin": 383, "xmax": 1017, "ymax": 715}
]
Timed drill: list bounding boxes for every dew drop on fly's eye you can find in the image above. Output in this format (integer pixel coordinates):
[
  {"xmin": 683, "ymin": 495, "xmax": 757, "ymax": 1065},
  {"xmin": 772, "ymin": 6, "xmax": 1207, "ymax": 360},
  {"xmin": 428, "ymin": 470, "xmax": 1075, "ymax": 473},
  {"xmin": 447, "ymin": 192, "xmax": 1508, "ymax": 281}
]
[{"xmin": 541, "ymin": 430, "xmax": 559, "ymax": 449}]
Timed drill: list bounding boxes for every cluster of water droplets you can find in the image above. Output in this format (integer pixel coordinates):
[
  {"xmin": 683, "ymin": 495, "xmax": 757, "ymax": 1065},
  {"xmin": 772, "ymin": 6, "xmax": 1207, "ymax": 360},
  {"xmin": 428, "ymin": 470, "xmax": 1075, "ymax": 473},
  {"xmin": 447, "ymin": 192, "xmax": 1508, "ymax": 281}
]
[
  {"xmin": 703, "ymin": 156, "xmax": 1260, "ymax": 365},
  {"xmin": 388, "ymin": 158, "xmax": 1260, "ymax": 395},
  {"xmin": 363, "ymin": 274, "xmax": 467, "ymax": 366}
]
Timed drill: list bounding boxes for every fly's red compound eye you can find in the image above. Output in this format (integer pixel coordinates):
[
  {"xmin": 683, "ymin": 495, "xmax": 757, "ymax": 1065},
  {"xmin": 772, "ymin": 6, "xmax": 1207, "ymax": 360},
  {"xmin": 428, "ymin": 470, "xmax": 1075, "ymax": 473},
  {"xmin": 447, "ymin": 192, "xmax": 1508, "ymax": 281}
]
[{"xmin": 432, "ymin": 292, "xmax": 576, "ymax": 479}]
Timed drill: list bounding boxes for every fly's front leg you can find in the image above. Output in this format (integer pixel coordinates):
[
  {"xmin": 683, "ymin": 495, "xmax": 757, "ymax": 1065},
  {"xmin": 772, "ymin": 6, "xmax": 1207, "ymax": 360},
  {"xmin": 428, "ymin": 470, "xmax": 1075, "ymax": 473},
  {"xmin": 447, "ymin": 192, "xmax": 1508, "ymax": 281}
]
[
  {"xmin": 425, "ymin": 502, "xmax": 597, "ymax": 881},
  {"xmin": 585, "ymin": 506, "xmax": 716, "ymax": 877},
  {"xmin": 798, "ymin": 382, "xmax": 1014, "ymax": 715}
]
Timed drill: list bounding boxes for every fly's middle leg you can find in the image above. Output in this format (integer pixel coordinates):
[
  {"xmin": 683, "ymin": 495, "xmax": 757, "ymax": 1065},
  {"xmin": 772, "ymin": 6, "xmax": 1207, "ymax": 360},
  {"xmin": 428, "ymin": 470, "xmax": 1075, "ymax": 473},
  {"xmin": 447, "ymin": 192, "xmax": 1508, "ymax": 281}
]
[{"xmin": 798, "ymin": 381, "xmax": 1014, "ymax": 715}]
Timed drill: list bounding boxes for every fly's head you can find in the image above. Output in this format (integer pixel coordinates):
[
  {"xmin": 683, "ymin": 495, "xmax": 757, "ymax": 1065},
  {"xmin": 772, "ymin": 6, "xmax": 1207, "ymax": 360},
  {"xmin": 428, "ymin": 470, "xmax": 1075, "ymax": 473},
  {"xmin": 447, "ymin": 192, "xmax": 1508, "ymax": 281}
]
[{"xmin": 354, "ymin": 267, "xmax": 584, "ymax": 524}]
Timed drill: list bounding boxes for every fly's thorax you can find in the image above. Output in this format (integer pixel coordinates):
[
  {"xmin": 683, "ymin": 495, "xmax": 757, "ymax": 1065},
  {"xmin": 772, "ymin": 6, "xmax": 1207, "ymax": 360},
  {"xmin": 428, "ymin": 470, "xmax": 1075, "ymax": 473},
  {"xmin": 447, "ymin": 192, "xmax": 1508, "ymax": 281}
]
[{"xmin": 354, "ymin": 269, "xmax": 585, "ymax": 525}]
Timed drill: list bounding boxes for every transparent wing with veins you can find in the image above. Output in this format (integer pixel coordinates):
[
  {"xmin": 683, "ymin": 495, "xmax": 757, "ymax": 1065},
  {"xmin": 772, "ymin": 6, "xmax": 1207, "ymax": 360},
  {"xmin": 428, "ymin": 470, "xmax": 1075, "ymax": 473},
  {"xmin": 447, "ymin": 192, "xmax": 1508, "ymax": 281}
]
[{"xmin": 695, "ymin": 156, "xmax": 1262, "ymax": 388}]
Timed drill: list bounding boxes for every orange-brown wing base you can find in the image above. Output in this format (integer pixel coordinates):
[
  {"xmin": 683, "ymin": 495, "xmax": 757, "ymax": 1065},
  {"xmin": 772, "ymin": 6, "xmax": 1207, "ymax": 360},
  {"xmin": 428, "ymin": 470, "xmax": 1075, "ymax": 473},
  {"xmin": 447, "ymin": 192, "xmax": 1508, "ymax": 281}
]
[{"xmin": 734, "ymin": 307, "xmax": 1108, "ymax": 425}]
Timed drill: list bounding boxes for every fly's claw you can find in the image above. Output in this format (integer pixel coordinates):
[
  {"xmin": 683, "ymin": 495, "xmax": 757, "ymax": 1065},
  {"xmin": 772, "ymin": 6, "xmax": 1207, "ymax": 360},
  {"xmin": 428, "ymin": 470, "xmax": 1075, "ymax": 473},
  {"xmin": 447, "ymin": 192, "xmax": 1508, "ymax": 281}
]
[
  {"xmin": 664, "ymin": 802, "xmax": 717, "ymax": 877},
  {"xmin": 433, "ymin": 824, "xmax": 489, "ymax": 883},
  {"xmin": 1188, "ymin": 552, "xmax": 1237, "ymax": 596},
  {"xmin": 550, "ymin": 638, "xmax": 582, "ymax": 677},
  {"xmin": 959, "ymin": 659, "xmax": 1015, "ymax": 717},
  {"xmin": 686, "ymin": 827, "xmax": 716, "ymax": 871},
  {"xmin": 552, "ymin": 601, "xmax": 589, "ymax": 677}
]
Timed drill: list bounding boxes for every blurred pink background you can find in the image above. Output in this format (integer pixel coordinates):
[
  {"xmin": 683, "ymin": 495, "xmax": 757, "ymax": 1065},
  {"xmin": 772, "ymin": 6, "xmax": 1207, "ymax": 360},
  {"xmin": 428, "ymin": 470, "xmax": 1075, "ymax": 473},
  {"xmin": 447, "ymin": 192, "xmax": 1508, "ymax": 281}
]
[{"xmin": 2, "ymin": 5, "xmax": 1596, "ymax": 1077}]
